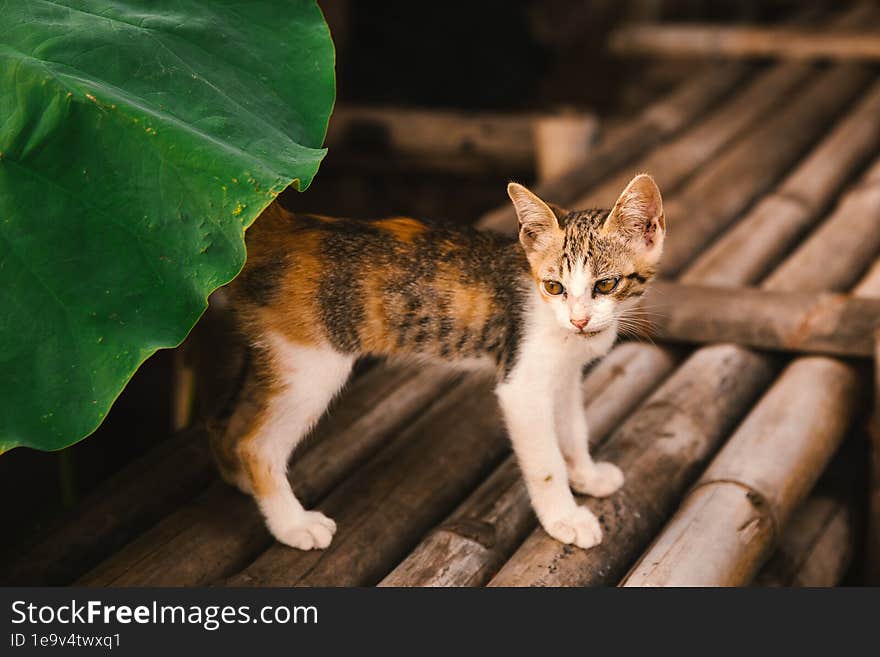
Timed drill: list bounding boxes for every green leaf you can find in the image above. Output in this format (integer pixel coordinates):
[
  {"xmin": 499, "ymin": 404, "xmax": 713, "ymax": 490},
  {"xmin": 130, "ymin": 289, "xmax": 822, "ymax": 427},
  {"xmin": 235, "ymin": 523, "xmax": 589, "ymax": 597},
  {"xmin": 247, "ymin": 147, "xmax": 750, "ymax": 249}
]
[{"xmin": 0, "ymin": 0, "xmax": 335, "ymax": 452}]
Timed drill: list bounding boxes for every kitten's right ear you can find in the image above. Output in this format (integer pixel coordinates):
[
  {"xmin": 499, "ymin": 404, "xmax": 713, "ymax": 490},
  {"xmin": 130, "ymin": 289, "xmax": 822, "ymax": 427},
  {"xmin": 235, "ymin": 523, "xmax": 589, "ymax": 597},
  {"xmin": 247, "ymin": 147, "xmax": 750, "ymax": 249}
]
[{"xmin": 507, "ymin": 182, "xmax": 562, "ymax": 252}]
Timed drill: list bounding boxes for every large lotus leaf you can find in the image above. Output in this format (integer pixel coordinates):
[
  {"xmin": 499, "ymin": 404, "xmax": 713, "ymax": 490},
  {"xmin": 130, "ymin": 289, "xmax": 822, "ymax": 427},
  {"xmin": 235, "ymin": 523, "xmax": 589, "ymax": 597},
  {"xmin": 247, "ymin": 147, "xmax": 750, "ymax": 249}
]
[{"xmin": 0, "ymin": 0, "xmax": 335, "ymax": 452}]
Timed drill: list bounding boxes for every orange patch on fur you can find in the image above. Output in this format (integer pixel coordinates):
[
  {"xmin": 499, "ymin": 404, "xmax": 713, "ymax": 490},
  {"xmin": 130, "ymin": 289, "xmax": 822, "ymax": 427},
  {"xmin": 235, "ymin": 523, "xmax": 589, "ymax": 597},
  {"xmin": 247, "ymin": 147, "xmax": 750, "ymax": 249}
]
[{"xmin": 373, "ymin": 217, "xmax": 427, "ymax": 243}]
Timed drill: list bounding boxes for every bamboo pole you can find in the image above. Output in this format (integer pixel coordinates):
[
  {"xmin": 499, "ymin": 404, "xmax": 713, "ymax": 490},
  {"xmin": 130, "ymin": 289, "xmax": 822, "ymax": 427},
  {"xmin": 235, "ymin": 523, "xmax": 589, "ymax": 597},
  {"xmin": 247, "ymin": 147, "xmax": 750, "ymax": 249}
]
[
  {"xmin": 618, "ymin": 175, "xmax": 880, "ymax": 588},
  {"xmin": 379, "ymin": 344, "xmax": 679, "ymax": 587},
  {"xmin": 610, "ymin": 24, "xmax": 880, "ymax": 62},
  {"xmin": 575, "ymin": 61, "xmax": 812, "ymax": 208},
  {"xmin": 755, "ymin": 493, "xmax": 855, "ymax": 587},
  {"xmin": 326, "ymin": 105, "xmax": 596, "ymax": 175},
  {"xmin": 78, "ymin": 364, "xmax": 459, "ymax": 586},
  {"xmin": 684, "ymin": 82, "xmax": 880, "ymax": 286},
  {"xmin": 756, "ymin": 261, "xmax": 877, "ymax": 587},
  {"xmin": 489, "ymin": 156, "xmax": 880, "ymax": 587},
  {"xmin": 645, "ymin": 281, "xmax": 880, "ymax": 358},
  {"xmin": 533, "ymin": 112, "xmax": 600, "ymax": 182},
  {"xmin": 0, "ymin": 428, "xmax": 215, "ymax": 586},
  {"xmin": 659, "ymin": 62, "xmax": 872, "ymax": 277},
  {"xmin": 620, "ymin": 357, "xmax": 861, "ymax": 587},
  {"xmin": 763, "ymin": 159, "xmax": 880, "ymax": 292}
]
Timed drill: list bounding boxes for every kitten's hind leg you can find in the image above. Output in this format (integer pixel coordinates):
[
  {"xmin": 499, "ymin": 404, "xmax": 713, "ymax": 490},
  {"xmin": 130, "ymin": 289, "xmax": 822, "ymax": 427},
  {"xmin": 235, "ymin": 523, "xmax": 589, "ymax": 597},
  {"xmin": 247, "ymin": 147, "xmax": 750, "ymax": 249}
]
[{"xmin": 214, "ymin": 337, "xmax": 354, "ymax": 550}]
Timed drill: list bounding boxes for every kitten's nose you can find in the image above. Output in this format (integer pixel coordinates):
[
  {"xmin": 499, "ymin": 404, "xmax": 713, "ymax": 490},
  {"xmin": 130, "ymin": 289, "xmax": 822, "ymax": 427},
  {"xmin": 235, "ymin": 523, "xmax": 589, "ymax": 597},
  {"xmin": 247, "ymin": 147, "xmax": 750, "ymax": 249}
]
[{"xmin": 570, "ymin": 317, "xmax": 590, "ymax": 330}]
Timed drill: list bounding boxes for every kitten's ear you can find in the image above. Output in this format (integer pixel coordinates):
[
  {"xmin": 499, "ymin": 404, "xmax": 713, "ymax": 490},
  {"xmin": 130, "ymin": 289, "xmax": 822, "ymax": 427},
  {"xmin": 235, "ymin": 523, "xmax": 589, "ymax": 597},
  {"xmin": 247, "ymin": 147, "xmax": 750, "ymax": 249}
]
[
  {"xmin": 604, "ymin": 173, "xmax": 665, "ymax": 257},
  {"xmin": 507, "ymin": 182, "xmax": 562, "ymax": 252}
]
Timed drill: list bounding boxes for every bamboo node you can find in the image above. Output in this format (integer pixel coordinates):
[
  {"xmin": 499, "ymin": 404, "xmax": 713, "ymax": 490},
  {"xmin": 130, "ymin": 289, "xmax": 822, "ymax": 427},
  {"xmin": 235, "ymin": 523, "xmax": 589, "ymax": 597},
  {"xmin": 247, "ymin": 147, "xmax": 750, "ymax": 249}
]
[{"xmin": 690, "ymin": 477, "xmax": 780, "ymax": 544}]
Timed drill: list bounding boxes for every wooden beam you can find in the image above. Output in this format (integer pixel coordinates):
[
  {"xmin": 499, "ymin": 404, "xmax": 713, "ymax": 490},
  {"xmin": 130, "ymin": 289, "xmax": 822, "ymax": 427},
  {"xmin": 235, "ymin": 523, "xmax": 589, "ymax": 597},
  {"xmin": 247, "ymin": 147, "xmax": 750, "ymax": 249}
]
[
  {"xmin": 610, "ymin": 24, "xmax": 880, "ymax": 62},
  {"xmin": 644, "ymin": 281, "xmax": 880, "ymax": 358}
]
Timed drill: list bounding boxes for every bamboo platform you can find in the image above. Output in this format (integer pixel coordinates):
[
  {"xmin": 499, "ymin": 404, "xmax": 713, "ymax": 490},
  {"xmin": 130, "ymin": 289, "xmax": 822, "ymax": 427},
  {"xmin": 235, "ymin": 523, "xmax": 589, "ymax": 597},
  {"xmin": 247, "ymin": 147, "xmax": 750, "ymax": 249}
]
[{"xmin": 4, "ymin": 6, "xmax": 880, "ymax": 588}]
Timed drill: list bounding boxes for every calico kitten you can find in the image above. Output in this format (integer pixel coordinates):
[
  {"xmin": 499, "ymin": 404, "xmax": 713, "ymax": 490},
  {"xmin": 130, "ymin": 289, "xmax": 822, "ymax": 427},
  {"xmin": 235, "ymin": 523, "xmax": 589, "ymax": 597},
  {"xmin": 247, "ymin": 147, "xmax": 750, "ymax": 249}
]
[{"xmin": 211, "ymin": 174, "xmax": 665, "ymax": 551}]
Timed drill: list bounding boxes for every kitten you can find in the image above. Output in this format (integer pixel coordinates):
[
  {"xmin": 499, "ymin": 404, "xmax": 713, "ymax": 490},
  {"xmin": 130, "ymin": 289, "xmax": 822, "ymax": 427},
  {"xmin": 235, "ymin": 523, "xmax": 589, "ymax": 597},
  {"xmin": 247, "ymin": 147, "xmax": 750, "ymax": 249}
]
[{"xmin": 211, "ymin": 174, "xmax": 665, "ymax": 551}]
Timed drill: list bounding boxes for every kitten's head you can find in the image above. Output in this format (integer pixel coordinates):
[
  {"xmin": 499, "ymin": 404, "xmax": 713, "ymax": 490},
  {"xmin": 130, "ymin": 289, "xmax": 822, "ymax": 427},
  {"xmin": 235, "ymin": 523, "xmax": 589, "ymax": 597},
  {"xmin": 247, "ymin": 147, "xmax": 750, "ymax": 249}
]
[{"xmin": 507, "ymin": 174, "xmax": 665, "ymax": 336}]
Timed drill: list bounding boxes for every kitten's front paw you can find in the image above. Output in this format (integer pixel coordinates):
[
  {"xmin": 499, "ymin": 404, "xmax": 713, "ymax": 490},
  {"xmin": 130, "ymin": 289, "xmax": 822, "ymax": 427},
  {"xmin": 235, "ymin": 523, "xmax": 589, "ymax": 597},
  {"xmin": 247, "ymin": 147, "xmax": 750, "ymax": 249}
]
[
  {"xmin": 569, "ymin": 461, "xmax": 624, "ymax": 498},
  {"xmin": 272, "ymin": 510, "xmax": 337, "ymax": 550},
  {"xmin": 544, "ymin": 505, "xmax": 603, "ymax": 549}
]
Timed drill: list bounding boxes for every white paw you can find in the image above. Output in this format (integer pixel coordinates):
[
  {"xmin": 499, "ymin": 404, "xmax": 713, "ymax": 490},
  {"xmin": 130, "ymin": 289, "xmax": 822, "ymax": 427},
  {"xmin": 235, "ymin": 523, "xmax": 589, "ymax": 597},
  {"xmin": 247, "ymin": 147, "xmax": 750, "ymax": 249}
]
[
  {"xmin": 272, "ymin": 510, "xmax": 337, "ymax": 550},
  {"xmin": 544, "ymin": 505, "xmax": 603, "ymax": 549},
  {"xmin": 569, "ymin": 461, "xmax": 624, "ymax": 498}
]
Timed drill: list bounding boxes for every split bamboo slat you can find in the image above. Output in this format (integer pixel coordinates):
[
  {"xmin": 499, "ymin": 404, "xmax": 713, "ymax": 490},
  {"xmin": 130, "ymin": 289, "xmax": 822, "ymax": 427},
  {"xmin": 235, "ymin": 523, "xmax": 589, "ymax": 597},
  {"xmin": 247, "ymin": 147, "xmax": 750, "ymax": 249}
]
[
  {"xmin": 11, "ymin": 64, "xmax": 739, "ymax": 587},
  {"xmin": 610, "ymin": 24, "xmax": 880, "ymax": 62},
  {"xmin": 619, "ymin": 168, "xmax": 880, "ymax": 587},
  {"xmin": 66, "ymin": 65, "xmax": 751, "ymax": 587},
  {"xmin": 78, "ymin": 365, "xmax": 460, "ymax": 586},
  {"xmin": 645, "ymin": 282, "xmax": 880, "ymax": 358},
  {"xmin": 489, "ymin": 137, "xmax": 880, "ymax": 588},
  {"xmin": 379, "ymin": 344, "xmax": 679, "ymax": 586}
]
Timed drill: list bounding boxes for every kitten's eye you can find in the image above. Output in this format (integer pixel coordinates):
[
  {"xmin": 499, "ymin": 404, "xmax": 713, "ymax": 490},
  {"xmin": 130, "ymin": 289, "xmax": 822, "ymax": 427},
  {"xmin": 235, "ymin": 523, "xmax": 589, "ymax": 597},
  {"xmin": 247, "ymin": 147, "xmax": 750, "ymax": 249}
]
[
  {"xmin": 594, "ymin": 277, "xmax": 619, "ymax": 295},
  {"xmin": 543, "ymin": 280, "xmax": 564, "ymax": 296}
]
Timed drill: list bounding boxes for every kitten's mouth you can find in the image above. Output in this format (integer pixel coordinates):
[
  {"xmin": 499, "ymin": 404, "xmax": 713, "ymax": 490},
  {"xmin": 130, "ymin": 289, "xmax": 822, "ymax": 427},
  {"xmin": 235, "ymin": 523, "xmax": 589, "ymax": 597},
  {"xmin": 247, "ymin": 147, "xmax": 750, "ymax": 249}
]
[{"xmin": 575, "ymin": 328, "xmax": 604, "ymax": 338}]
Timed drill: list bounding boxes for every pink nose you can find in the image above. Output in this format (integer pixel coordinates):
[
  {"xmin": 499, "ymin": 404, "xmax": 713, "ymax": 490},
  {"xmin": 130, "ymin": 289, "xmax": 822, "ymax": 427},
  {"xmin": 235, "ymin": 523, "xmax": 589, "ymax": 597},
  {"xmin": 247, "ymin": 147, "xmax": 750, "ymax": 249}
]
[{"xmin": 570, "ymin": 317, "xmax": 590, "ymax": 330}]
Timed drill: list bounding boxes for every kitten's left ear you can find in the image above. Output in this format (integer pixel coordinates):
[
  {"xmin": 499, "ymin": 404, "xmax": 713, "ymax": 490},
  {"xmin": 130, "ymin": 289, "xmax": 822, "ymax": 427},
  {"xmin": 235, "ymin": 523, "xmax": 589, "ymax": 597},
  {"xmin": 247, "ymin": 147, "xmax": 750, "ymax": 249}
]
[{"xmin": 604, "ymin": 173, "xmax": 665, "ymax": 257}]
